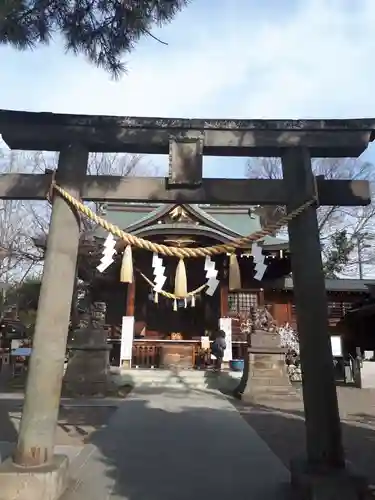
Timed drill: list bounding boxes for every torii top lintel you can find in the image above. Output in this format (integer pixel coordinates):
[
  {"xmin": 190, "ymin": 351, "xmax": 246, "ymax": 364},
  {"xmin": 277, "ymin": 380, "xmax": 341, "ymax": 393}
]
[{"xmin": 1, "ymin": 110, "xmax": 375, "ymax": 157}]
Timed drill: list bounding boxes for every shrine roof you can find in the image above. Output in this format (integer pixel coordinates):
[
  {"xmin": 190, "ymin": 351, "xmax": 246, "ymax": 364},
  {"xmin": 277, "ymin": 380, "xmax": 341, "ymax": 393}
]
[{"xmin": 98, "ymin": 202, "xmax": 288, "ymax": 249}]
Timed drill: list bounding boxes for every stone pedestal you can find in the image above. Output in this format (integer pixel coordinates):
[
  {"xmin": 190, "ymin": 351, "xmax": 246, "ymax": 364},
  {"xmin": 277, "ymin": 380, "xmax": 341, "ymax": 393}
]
[
  {"xmin": 0, "ymin": 455, "xmax": 69, "ymax": 500},
  {"xmin": 63, "ymin": 302, "xmax": 113, "ymax": 397},
  {"xmin": 236, "ymin": 329, "xmax": 296, "ymax": 403},
  {"xmin": 289, "ymin": 459, "xmax": 369, "ymax": 500}
]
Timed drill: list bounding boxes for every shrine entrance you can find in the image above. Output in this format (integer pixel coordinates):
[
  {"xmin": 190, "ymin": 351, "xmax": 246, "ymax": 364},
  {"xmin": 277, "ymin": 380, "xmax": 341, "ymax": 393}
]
[
  {"xmin": 132, "ymin": 241, "xmax": 221, "ymax": 369},
  {"xmin": 134, "ymin": 251, "xmax": 221, "ymax": 340},
  {"xmin": 141, "ymin": 292, "xmax": 218, "ymax": 339},
  {"xmin": 0, "ymin": 110, "xmax": 373, "ymax": 498}
]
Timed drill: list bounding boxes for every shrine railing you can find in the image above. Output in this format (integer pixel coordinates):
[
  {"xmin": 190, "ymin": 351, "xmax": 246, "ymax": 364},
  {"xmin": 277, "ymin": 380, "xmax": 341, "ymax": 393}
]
[
  {"xmin": 132, "ymin": 342, "xmax": 161, "ymax": 368},
  {"xmin": 132, "ymin": 340, "xmax": 247, "ymax": 369}
]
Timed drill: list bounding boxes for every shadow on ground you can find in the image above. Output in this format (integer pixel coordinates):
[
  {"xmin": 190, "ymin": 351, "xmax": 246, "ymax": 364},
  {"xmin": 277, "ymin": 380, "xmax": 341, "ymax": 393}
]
[
  {"xmin": 209, "ymin": 372, "xmax": 375, "ymax": 485},
  {"xmin": 2, "ymin": 370, "xmax": 375, "ymax": 499},
  {"xmin": 83, "ymin": 391, "xmax": 291, "ymax": 500},
  {"xmin": 0, "ymin": 398, "xmax": 118, "ymax": 449},
  {"xmin": 0, "ymin": 399, "xmax": 19, "ymax": 447},
  {"xmin": 64, "ymin": 384, "xmax": 375, "ymax": 500},
  {"xmin": 234, "ymin": 397, "xmax": 375, "ymax": 486}
]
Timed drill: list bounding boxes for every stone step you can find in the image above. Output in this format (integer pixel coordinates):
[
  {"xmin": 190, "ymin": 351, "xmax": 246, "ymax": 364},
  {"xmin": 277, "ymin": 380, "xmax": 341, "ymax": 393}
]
[{"xmin": 112, "ymin": 369, "xmax": 242, "ymax": 391}]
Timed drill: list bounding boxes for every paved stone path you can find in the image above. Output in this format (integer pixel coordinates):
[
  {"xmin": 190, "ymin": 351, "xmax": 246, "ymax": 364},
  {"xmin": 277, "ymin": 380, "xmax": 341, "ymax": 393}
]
[{"xmin": 62, "ymin": 388, "xmax": 290, "ymax": 500}]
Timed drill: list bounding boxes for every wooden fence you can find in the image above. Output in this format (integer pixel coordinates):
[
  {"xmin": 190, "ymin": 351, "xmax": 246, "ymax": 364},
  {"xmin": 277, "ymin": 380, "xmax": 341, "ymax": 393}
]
[{"xmin": 132, "ymin": 341, "xmax": 247, "ymax": 369}]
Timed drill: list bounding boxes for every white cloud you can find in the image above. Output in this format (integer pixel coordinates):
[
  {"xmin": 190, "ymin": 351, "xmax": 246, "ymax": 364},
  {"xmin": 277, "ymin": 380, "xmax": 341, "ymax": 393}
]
[
  {"xmin": 2, "ymin": 0, "xmax": 375, "ymax": 120},
  {"xmin": 239, "ymin": 0, "xmax": 375, "ymax": 119}
]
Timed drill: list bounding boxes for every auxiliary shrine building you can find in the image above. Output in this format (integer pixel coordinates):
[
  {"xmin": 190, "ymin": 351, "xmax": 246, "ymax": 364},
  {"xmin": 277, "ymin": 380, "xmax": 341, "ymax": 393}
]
[{"xmin": 74, "ymin": 202, "xmax": 375, "ymax": 369}]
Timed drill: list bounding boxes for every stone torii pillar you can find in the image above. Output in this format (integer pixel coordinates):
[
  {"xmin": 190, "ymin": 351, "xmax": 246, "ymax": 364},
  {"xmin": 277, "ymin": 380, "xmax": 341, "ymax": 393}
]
[
  {"xmin": 281, "ymin": 148, "xmax": 367, "ymax": 498},
  {"xmin": 14, "ymin": 144, "xmax": 88, "ymax": 467},
  {"xmin": 0, "ymin": 144, "xmax": 88, "ymax": 500}
]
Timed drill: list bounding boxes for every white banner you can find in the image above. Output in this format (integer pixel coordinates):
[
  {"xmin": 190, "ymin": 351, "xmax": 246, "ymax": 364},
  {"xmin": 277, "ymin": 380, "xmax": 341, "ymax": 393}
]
[
  {"xmin": 330, "ymin": 335, "xmax": 343, "ymax": 357},
  {"xmin": 219, "ymin": 317, "xmax": 233, "ymax": 362},
  {"xmin": 121, "ymin": 316, "xmax": 135, "ymax": 363}
]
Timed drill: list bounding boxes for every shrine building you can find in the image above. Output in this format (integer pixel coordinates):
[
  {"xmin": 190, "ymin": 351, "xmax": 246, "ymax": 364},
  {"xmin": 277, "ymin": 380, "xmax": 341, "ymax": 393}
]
[{"xmin": 74, "ymin": 201, "xmax": 374, "ymax": 369}]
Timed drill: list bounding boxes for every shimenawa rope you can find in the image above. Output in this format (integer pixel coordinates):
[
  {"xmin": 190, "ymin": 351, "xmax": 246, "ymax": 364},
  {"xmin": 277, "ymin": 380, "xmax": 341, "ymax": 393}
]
[
  {"xmin": 50, "ymin": 183, "xmax": 316, "ymax": 259},
  {"xmin": 136, "ymin": 268, "xmax": 207, "ymax": 299}
]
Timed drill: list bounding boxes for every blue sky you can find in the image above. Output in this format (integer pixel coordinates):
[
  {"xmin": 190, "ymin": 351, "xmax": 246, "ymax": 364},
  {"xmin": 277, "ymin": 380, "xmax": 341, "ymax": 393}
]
[{"xmin": 2, "ymin": 0, "xmax": 375, "ymax": 176}]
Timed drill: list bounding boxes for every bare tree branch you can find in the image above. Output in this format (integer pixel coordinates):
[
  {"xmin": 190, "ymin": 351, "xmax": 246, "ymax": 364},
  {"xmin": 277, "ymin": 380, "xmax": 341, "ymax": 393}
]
[
  {"xmin": 246, "ymin": 157, "xmax": 375, "ymax": 277},
  {"xmin": 0, "ymin": 148, "xmax": 155, "ymax": 291}
]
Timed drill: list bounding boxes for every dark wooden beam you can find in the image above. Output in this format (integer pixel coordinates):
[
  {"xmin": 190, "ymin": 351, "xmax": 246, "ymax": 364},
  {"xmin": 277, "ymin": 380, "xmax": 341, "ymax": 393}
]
[
  {"xmin": 1, "ymin": 110, "xmax": 375, "ymax": 157},
  {"xmin": 0, "ymin": 173, "xmax": 370, "ymax": 206}
]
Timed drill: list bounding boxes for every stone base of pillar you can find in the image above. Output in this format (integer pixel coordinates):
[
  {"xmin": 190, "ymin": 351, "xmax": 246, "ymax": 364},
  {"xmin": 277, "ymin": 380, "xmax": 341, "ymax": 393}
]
[
  {"xmin": 289, "ymin": 459, "xmax": 369, "ymax": 499},
  {"xmin": 235, "ymin": 329, "xmax": 297, "ymax": 403},
  {"xmin": 0, "ymin": 454, "xmax": 69, "ymax": 500}
]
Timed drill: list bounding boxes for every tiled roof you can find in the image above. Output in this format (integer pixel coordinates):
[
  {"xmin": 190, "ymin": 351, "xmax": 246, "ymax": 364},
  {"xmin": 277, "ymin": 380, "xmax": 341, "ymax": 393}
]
[{"xmin": 100, "ymin": 203, "xmax": 288, "ymax": 248}]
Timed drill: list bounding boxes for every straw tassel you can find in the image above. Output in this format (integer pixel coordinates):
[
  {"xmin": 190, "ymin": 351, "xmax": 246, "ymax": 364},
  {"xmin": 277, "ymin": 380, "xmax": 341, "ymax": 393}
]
[
  {"xmin": 228, "ymin": 253, "xmax": 241, "ymax": 290},
  {"xmin": 120, "ymin": 245, "xmax": 133, "ymax": 283},
  {"xmin": 173, "ymin": 299, "xmax": 177, "ymax": 311},
  {"xmin": 174, "ymin": 258, "xmax": 188, "ymax": 298},
  {"xmin": 191, "ymin": 295, "xmax": 195, "ymax": 308},
  {"xmin": 154, "ymin": 292, "xmax": 158, "ymax": 304}
]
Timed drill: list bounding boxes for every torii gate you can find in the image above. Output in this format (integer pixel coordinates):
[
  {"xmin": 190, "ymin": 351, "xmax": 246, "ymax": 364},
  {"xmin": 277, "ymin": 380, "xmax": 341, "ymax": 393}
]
[{"xmin": 0, "ymin": 110, "xmax": 372, "ymax": 498}]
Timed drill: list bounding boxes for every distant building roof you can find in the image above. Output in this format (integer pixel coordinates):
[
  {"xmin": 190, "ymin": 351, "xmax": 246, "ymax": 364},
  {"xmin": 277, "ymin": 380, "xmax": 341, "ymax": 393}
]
[{"xmin": 267, "ymin": 276, "xmax": 375, "ymax": 293}]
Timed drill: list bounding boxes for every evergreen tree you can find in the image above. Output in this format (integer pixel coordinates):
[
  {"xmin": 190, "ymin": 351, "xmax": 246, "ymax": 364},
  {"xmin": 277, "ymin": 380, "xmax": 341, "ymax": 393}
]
[
  {"xmin": 0, "ymin": 0, "xmax": 189, "ymax": 77},
  {"xmin": 2, "ymin": 277, "xmax": 41, "ymax": 337},
  {"xmin": 323, "ymin": 230, "xmax": 355, "ymax": 278},
  {"xmin": 6, "ymin": 277, "xmax": 41, "ymax": 311}
]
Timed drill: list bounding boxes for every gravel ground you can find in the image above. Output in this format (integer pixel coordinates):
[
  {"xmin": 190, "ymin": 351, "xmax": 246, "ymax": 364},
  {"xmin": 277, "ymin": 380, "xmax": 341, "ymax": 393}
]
[{"xmin": 236, "ymin": 386, "xmax": 375, "ymax": 485}]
